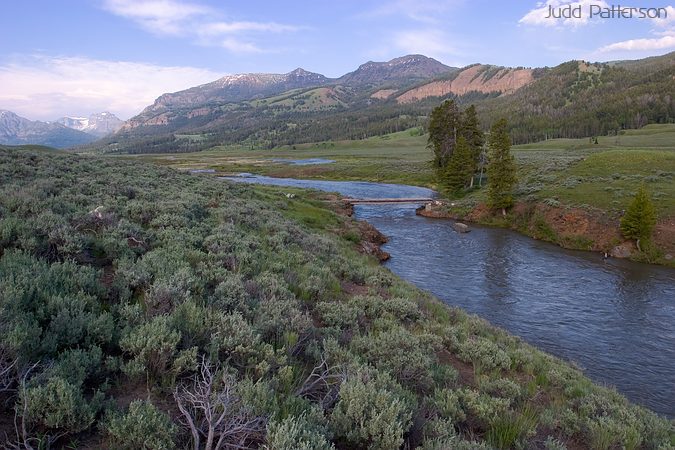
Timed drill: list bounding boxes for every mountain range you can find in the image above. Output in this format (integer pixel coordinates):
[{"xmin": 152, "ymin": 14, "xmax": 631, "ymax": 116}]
[
  {"xmin": 5, "ymin": 52, "xmax": 673, "ymax": 152},
  {"xmin": 0, "ymin": 111, "xmax": 123, "ymax": 148},
  {"xmin": 95, "ymin": 51, "xmax": 673, "ymax": 154},
  {"xmin": 56, "ymin": 112, "xmax": 123, "ymax": 137}
]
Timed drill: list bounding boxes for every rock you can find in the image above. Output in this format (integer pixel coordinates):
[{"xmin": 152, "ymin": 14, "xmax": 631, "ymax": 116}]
[
  {"xmin": 453, "ymin": 222, "xmax": 470, "ymax": 233},
  {"xmin": 665, "ymin": 254, "xmax": 673, "ymax": 261},
  {"xmin": 610, "ymin": 242, "xmax": 634, "ymax": 258}
]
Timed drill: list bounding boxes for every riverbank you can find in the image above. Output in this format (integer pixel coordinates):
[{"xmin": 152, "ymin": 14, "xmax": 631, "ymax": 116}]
[
  {"xmin": 132, "ymin": 124, "xmax": 675, "ymax": 267},
  {"xmin": 417, "ymin": 199, "xmax": 675, "ymax": 267}
]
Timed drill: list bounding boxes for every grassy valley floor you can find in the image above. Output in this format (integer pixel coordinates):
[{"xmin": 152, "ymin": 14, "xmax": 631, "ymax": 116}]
[
  {"xmin": 1, "ymin": 147, "xmax": 673, "ymax": 448},
  {"xmin": 132, "ymin": 124, "xmax": 675, "ymax": 266}
]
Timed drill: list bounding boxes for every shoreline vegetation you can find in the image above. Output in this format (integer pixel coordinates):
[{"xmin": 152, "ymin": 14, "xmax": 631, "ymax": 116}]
[
  {"xmin": 1, "ymin": 147, "xmax": 673, "ymax": 448},
  {"xmin": 132, "ymin": 123, "xmax": 675, "ymax": 268}
]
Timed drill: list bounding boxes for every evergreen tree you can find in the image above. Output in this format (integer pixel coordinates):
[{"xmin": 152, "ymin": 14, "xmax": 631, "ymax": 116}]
[
  {"xmin": 486, "ymin": 119, "xmax": 517, "ymax": 215},
  {"xmin": 443, "ymin": 136, "xmax": 474, "ymax": 193},
  {"xmin": 620, "ymin": 186, "xmax": 657, "ymax": 250},
  {"xmin": 460, "ymin": 105, "xmax": 485, "ymax": 184},
  {"xmin": 427, "ymin": 100, "xmax": 461, "ymax": 169}
]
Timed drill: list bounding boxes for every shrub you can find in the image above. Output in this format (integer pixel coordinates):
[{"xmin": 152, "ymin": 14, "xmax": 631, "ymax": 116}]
[
  {"xmin": 478, "ymin": 377, "xmax": 523, "ymax": 406},
  {"xmin": 119, "ymin": 315, "xmax": 181, "ymax": 380},
  {"xmin": 456, "ymin": 336, "xmax": 512, "ymax": 374},
  {"xmin": 22, "ymin": 376, "xmax": 103, "ymax": 435},
  {"xmin": 266, "ymin": 413, "xmax": 334, "ymax": 450},
  {"xmin": 350, "ymin": 327, "xmax": 440, "ymax": 391},
  {"xmin": 330, "ymin": 372, "xmax": 413, "ymax": 450},
  {"xmin": 430, "ymin": 388, "xmax": 465, "ymax": 423},
  {"xmin": 103, "ymin": 400, "xmax": 177, "ymax": 449},
  {"xmin": 456, "ymin": 388, "xmax": 510, "ymax": 426}
]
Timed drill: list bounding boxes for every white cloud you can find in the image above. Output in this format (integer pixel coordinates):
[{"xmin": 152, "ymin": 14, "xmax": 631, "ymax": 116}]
[
  {"xmin": 103, "ymin": 0, "xmax": 210, "ymax": 36},
  {"xmin": 102, "ymin": 0, "xmax": 299, "ymax": 52},
  {"xmin": 198, "ymin": 21, "xmax": 299, "ymax": 36},
  {"xmin": 0, "ymin": 55, "xmax": 222, "ymax": 121},
  {"xmin": 594, "ymin": 5, "xmax": 675, "ymax": 55},
  {"xmin": 393, "ymin": 29, "xmax": 456, "ymax": 59},
  {"xmin": 598, "ymin": 32, "xmax": 675, "ymax": 52},
  {"xmin": 519, "ymin": 0, "xmax": 610, "ymax": 27},
  {"xmin": 651, "ymin": 6, "xmax": 675, "ymax": 27}
]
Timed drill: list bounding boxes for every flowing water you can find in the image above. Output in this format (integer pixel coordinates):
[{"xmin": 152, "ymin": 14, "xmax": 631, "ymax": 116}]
[{"xmin": 224, "ymin": 175, "xmax": 675, "ymax": 417}]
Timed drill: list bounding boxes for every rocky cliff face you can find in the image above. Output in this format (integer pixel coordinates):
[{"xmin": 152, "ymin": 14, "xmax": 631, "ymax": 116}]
[{"xmin": 396, "ymin": 65, "xmax": 535, "ymax": 103}]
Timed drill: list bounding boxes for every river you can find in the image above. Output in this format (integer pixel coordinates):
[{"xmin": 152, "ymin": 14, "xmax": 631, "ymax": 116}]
[{"xmin": 223, "ymin": 174, "xmax": 675, "ymax": 417}]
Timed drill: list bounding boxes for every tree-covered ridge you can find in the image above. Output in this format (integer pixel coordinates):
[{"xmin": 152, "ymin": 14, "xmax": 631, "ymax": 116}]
[
  {"xmin": 0, "ymin": 148, "xmax": 672, "ymax": 448},
  {"xmin": 478, "ymin": 56, "xmax": 675, "ymax": 144},
  {"xmin": 91, "ymin": 52, "xmax": 674, "ymax": 154}
]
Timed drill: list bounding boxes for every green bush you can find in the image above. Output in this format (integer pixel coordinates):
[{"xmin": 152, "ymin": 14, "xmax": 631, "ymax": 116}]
[
  {"xmin": 330, "ymin": 371, "xmax": 413, "ymax": 450},
  {"xmin": 119, "ymin": 315, "xmax": 181, "ymax": 380},
  {"xmin": 267, "ymin": 413, "xmax": 334, "ymax": 450},
  {"xmin": 22, "ymin": 376, "xmax": 103, "ymax": 435},
  {"xmin": 350, "ymin": 326, "xmax": 440, "ymax": 391},
  {"xmin": 103, "ymin": 400, "xmax": 176, "ymax": 449},
  {"xmin": 456, "ymin": 336, "xmax": 512, "ymax": 374}
]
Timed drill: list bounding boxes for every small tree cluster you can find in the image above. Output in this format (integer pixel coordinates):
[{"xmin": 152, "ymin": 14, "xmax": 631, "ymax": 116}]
[{"xmin": 427, "ymin": 101, "xmax": 485, "ymax": 193}]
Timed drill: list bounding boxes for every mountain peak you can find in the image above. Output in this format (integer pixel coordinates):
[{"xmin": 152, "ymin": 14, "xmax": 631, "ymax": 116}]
[
  {"xmin": 289, "ymin": 67, "xmax": 309, "ymax": 75},
  {"xmin": 56, "ymin": 112, "xmax": 123, "ymax": 137},
  {"xmin": 338, "ymin": 54, "xmax": 454, "ymax": 86}
]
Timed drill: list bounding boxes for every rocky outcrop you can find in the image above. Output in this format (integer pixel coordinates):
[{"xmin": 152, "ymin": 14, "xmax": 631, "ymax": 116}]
[
  {"xmin": 610, "ymin": 242, "xmax": 635, "ymax": 258},
  {"xmin": 358, "ymin": 221, "xmax": 390, "ymax": 261},
  {"xmin": 397, "ymin": 65, "xmax": 534, "ymax": 103},
  {"xmin": 453, "ymin": 222, "xmax": 470, "ymax": 233}
]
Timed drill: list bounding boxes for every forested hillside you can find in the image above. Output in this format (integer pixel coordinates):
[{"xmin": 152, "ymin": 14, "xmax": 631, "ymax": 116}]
[
  {"xmin": 478, "ymin": 55, "xmax": 675, "ymax": 143},
  {"xmin": 0, "ymin": 148, "xmax": 672, "ymax": 448},
  {"xmin": 92, "ymin": 52, "xmax": 675, "ymax": 154}
]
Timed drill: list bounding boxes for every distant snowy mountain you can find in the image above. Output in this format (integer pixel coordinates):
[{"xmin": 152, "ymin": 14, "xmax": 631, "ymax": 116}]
[
  {"xmin": 56, "ymin": 112, "xmax": 123, "ymax": 137},
  {"xmin": 0, "ymin": 110, "xmax": 96, "ymax": 148}
]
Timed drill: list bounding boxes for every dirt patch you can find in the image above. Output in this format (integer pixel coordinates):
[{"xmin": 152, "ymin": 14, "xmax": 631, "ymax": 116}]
[
  {"xmin": 340, "ymin": 280, "xmax": 370, "ymax": 297},
  {"xmin": 437, "ymin": 349, "xmax": 475, "ymax": 387},
  {"xmin": 534, "ymin": 204, "xmax": 621, "ymax": 251},
  {"xmin": 654, "ymin": 217, "xmax": 675, "ymax": 256}
]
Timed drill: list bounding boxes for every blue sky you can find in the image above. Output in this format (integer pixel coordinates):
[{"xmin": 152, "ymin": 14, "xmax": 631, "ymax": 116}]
[{"xmin": 1, "ymin": 0, "xmax": 673, "ymax": 120}]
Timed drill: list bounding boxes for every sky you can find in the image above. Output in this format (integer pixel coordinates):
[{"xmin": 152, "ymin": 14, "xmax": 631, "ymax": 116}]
[{"xmin": 0, "ymin": 0, "xmax": 673, "ymax": 121}]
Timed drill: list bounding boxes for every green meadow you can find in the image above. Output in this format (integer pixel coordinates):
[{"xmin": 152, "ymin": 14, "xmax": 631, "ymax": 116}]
[{"xmin": 133, "ymin": 124, "xmax": 675, "ymax": 216}]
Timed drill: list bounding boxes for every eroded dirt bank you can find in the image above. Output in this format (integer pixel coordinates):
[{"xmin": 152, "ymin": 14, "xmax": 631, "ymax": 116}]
[{"xmin": 417, "ymin": 200, "xmax": 675, "ymax": 266}]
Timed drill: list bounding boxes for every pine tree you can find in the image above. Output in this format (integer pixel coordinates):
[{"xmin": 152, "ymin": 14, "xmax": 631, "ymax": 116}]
[
  {"xmin": 427, "ymin": 100, "xmax": 461, "ymax": 170},
  {"xmin": 486, "ymin": 118, "xmax": 517, "ymax": 216},
  {"xmin": 442, "ymin": 136, "xmax": 474, "ymax": 193},
  {"xmin": 460, "ymin": 105, "xmax": 485, "ymax": 186},
  {"xmin": 620, "ymin": 186, "xmax": 657, "ymax": 251}
]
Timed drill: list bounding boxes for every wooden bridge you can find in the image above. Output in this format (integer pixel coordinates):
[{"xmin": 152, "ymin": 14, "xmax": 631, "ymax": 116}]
[{"xmin": 345, "ymin": 197, "xmax": 435, "ymax": 204}]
